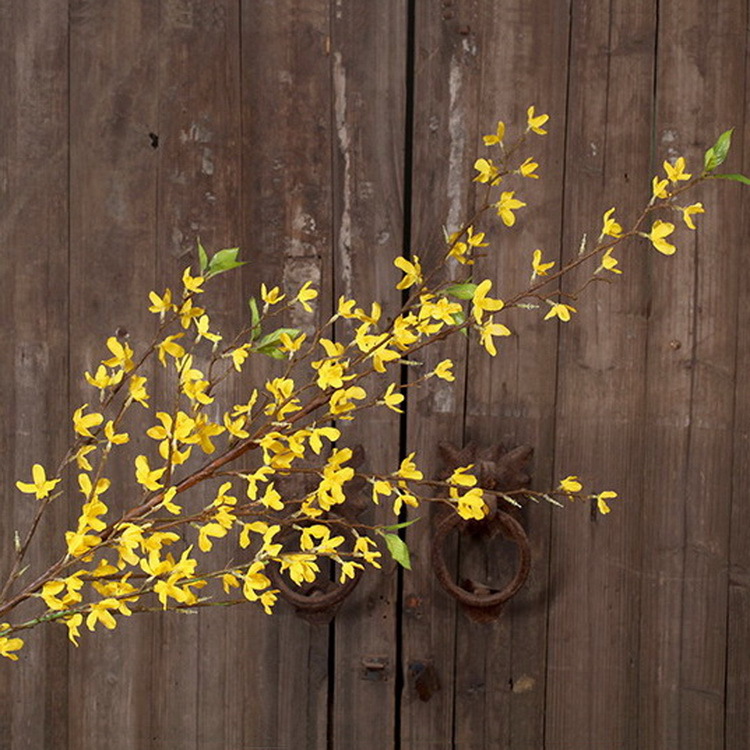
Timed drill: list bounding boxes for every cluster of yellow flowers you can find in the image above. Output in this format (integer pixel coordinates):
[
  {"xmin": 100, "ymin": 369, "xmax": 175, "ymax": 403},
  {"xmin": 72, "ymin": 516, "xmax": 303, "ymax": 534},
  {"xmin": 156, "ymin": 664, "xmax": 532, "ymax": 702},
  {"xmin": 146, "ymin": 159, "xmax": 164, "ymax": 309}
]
[{"xmin": 1, "ymin": 111, "xmax": 742, "ymax": 662}]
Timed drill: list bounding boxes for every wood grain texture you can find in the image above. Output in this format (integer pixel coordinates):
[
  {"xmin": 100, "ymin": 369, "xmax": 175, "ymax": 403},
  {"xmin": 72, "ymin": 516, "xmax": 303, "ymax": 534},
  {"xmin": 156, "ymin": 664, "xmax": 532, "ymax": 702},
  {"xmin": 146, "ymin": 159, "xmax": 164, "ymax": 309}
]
[
  {"xmin": 329, "ymin": 2, "xmax": 405, "ymax": 749},
  {"xmin": 68, "ymin": 2, "xmax": 160, "ymax": 748},
  {"xmin": 545, "ymin": 2, "xmax": 656, "ymax": 748},
  {"xmin": 151, "ymin": 2, "xmax": 242, "ymax": 748},
  {"xmin": 0, "ymin": 2, "xmax": 748, "ymax": 748},
  {"xmin": 0, "ymin": 1, "xmax": 70, "ymax": 748},
  {"xmin": 238, "ymin": 2, "xmax": 333, "ymax": 748},
  {"xmin": 455, "ymin": 2, "xmax": 570, "ymax": 748}
]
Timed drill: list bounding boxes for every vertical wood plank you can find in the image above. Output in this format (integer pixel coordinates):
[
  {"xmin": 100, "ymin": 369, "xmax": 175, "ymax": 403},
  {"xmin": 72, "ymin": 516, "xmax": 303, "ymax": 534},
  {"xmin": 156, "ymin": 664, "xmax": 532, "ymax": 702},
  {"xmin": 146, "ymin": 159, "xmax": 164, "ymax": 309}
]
[
  {"xmin": 68, "ymin": 2, "xmax": 160, "ymax": 747},
  {"xmin": 329, "ymin": 3, "xmax": 406, "ymax": 749},
  {"xmin": 401, "ymin": 2, "xmax": 481, "ymax": 748},
  {"xmin": 643, "ymin": 2, "xmax": 745, "ymax": 747},
  {"xmin": 545, "ymin": 2, "xmax": 656, "ymax": 748},
  {"xmin": 0, "ymin": 1, "xmax": 70, "ymax": 748},
  {"xmin": 238, "ymin": 2, "xmax": 333, "ymax": 748},
  {"xmin": 151, "ymin": 2, "xmax": 242, "ymax": 748},
  {"xmin": 453, "ymin": 2, "xmax": 570, "ymax": 749}
]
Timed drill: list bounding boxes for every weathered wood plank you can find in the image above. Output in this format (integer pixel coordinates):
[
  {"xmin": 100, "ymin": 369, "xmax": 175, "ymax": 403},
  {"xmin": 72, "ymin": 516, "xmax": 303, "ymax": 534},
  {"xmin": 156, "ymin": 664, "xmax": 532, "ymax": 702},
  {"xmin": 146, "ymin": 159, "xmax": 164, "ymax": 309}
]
[
  {"xmin": 649, "ymin": 3, "xmax": 744, "ymax": 747},
  {"xmin": 636, "ymin": 3, "xmax": 745, "ymax": 748},
  {"xmin": 150, "ymin": 3, "xmax": 243, "ymax": 748},
  {"xmin": 545, "ymin": 1, "xmax": 656, "ymax": 747},
  {"xmin": 0, "ymin": 1, "xmax": 70, "ymax": 748},
  {"xmin": 329, "ymin": 3, "xmax": 406, "ymax": 749},
  {"xmin": 400, "ymin": 2, "xmax": 480, "ymax": 748},
  {"xmin": 727, "ymin": 77, "xmax": 750, "ymax": 750},
  {"xmin": 237, "ymin": 2, "xmax": 333, "ymax": 748},
  {"xmin": 454, "ymin": 2, "xmax": 570, "ymax": 748},
  {"xmin": 67, "ymin": 2, "xmax": 160, "ymax": 747}
]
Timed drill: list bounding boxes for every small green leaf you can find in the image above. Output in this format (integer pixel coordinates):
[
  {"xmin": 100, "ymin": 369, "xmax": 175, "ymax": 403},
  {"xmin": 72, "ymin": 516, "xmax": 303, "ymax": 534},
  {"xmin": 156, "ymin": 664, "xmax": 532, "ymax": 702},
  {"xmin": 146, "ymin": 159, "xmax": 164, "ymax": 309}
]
[
  {"xmin": 379, "ymin": 517, "xmax": 420, "ymax": 532},
  {"xmin": 380, "ymin": 532, "xmax": 411, "ymax": 569},
  {"xmin": 256, "ymin": 327, "xmax": 300, "ymax": 349},
  {"xmin": 207, "ymin": 247, "xmax": 245, "ymax": 277},
  {"xmin": 444, "ymin": 282, "xmax": 478, "ymax": 300},
  {"xmin": 703, "ymin": 147, "xmax": 717, "ymax": 172},
  {"xmin": 451, "ymin": 309, "xmax": 468, "ymax": 336},
  {"xmin": 248, "ymin": 297, "xmax": 261, "ymax": 340},
  {"xmin": 709, "ymin": 172, "xmax": 750, "ymax": 185},
  {"xmin": 704, "ymin": 128, "xmax": 734, "ymax": 172},
  {"xmin": 197, "ymin": 238, "xmax": 209, "ymax": 273}
]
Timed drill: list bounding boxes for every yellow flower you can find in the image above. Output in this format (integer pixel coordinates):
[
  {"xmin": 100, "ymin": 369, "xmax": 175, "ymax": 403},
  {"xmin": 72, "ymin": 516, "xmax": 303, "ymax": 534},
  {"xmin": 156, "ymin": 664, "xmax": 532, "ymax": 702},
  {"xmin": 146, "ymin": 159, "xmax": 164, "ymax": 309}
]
[
  {"xmin": 260, "ymin": 483, "xmax": 284, "ymax": 511},
  {"xmin": 495, "ymin": 191, "xmax": 526, "ymax": 227},
  {"xmin": 396, "ymin": 452, "xmax": 423, "ymax": 482},
  {"xmin": 128, "ymin": 375, "xmax": 150, "ymax": 407},
  {"xmin": 104, "ymin": 420, "xmax": 129, "ymax": 445},
  {"xmin": 78, "ymin": 472, "xmax": 110, "ymax": 500},
  {"xmin": 526, "ymin": 105, "xmax": 549, "ymax": 135},
  {"xmin": 195, "ymin": 314, "xmax": 222, "ymax": 344},
  {"xmin": 16, "ymin": 464, "xmax": 61, "ymax": 500},
  {"xmin": 241, "ymin": 561, "xmax": 272, "ymax": 602},
  {"xmin": 329, "ymin": 386, "xmax": 367, "ymax": 419},
  {"xmin": 544, "ymin": 302, "xmax": 577, "ymax": 322},
  {"xmin": 0, "ymin": 630, "xmax": 24, "ymax": 661},
  {"xmin": 85, "ymin": 598, "xmax": 121, "ymax": 631},
  {"xmin": 261, "ymin": 283, "xmax": 285, "ymax": 306},
  {"xmin": 600, "ymin": 208, "xmax": 623, "ymax": 239},
  {"xmin": 279, "ymin": 331, "xmax": 306, "ymax": 353},
  {"xmin": 148, "ymin": 288, "xmax": 174, "ymax": 316},
  {"xmin": 645, "ymin": 220, "xmax": 676, "ymax": 256},
  {"xmin": 64, "ymin": 614, "xmax": 83, "ymax": 646},
  {"xmin": 177, "ymin": 298, "xmax": 204, "ymax": 329},
  {"xmin": 596, "ymin": 247, "xmax": 622, "ymax": 275},
  {"xmin": 73, "ymin": 404, "xmax": 104, "ymax": 437},
  {"xmin": 559, "ymin": 475, "xmax": 582, "ymax": 493},
  {"xmin": 160, "ymin": 487, "xmax": 182, "ymax": 515},
  {"xmin": 448, "ymin": 465, "xmax": 477, "ymax": 488},
  {"xmin": 102, "ymin": 337, "xmax": 135, "ymax": 372},
  {"xmin": 663, "ymin": 156, "xmax": 691, "ymax": 183},
  {"xmin": 296, "ymin": 281, "xmax": 318, "ymax": 313},
  {"xmin": 371, "ymin": 479, "xmax": 393, "ymax": 504},
  {"xmin": 433, "ymin": 359, "xmax": 455, "ymax": 381},
  {"xmin": 84, "ymin": 365, "xmax": 123, "ymax": 390},
  {"xmin": 279, "ymin": 554, "xmax": 320, "ymax": 585},
  {"xmin": 531, "ymin": 249, "xmax": 555, "ymax": 279},
  {"xmin": 224, "ymin": 412, "xmax": 250, "ymax": 439},
  {"xmin": 595, "ymin": 490, "xmax": 618, "ymax": 515},
  {"xmin": 74, "ymin": 445, "xmax": 96, "ymax": 471},
  {"xmin": 394, "ymin": 255, "xmax": 423, "ymax": 290},
  {"xmin": 454, "ymin": 487, "xmax": 488, "ymax": 520},
  {"xmin": 134, "ymin": 455, "xmax": 166, "ymax": 491},
  {"xmin": 473, "ymin": 157, "xmax": 501, "ymax": 185},
  {"xmin": 482, "ymin": 120, "xmax": 505, "ymax": 146},
  {"xmin": 678, "ymin": 202, "xmax": 705, "ymax": 230},
  {"xmin": 156, "ymin": 333, "xmax": 185, "ymax": 366},
  {"xmin": 447, "ymin": 226, "xmax": 487, "ymax": 265},
  {"xmin": 518, "ymin": 157, "xmax": 540, "ymax": 178},
  {"xmin": 182, "ymin": 266, "xmax": 205, "ymax": 294},
  {"xmin": 380, "ymin": 383, "xmax": 405, "ymax": 413},
  {"xmin": 652, "ymin": 176, "xmax": 669, "ymax": 199},
  {"xmin": 479, "ymin": 318, "xmax": 511, "ymax": 356},
  {"xmin": 471, "ymin": 279, "xmax": 504, "ymax": 324}
]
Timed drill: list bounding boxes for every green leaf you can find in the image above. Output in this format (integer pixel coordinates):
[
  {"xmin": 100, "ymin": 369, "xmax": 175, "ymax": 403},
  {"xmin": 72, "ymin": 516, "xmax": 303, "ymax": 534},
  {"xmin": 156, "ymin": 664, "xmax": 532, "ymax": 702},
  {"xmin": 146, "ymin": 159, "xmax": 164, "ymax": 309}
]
[
  {"xmin": 704, "ymin": 128, "xmax": 734, "ymax": 172},
  {"xmin": 197, "ymin": 238, "xmax": 209, "ymax": 273},
  {"xmin": 444, "ymin": 282, "xmax": 478, "ymax": 300},
  {"xmin": 248, "ymin": 297, "xmax": 261, "ymax": 340},
  {"xmin": 207, "ymin": 247, "xmax": 245, "ymax": 277},
  {"xmin": 451, "ymin": 309, "xmax": 468, "ymax": 337},
  {"xmin": 379, "ymin": 517, "xmax": 420, "ymax": 532},
  {"xmin": 256, "ymin": 327, "xmax": 300, "ymax": 349},
  {"xmin": 703, "ymin": 147, "xmax": 717, "ymax": 172},
  {"xmin": 380, "ymin": 532, "xmax": 411, "ymax": 569},
  {"xmin": 709, "ymin": 172, "xmax": 750, "ymax": 185}
]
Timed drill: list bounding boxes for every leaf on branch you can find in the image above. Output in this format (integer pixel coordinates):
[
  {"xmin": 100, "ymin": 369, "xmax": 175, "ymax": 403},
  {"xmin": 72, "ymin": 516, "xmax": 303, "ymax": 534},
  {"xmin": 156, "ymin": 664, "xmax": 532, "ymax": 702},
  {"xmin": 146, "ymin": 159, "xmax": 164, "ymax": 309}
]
[
  {"xmin": 380, "ymin": 532, "xmax": 412, "ymax": 569},
  {"xmin": 444, "ymin": 282, "xmax": 478, "ymax": 300},
  {"xmin": 206, "ymin": 247, "xmax": 245, "ymax": 278},
  {"xmin": 704, "ymin": 128, "xmax": 734, "ymax": 172},
  {"xmin": 379, "ymin": 517, "xmax": 420, "ymax": 532},
  {"xmin": 709, "ymin": 172, "xmax": 750, "ymax": 185}
]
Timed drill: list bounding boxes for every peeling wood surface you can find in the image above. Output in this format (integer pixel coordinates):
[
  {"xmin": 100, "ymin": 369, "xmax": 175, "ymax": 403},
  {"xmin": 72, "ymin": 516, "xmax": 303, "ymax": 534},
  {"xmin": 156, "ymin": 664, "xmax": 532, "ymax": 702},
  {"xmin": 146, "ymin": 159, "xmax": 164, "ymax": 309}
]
[{"xmin": 1, "ymin": 1, "xmax": 749, "ymax": 748}]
